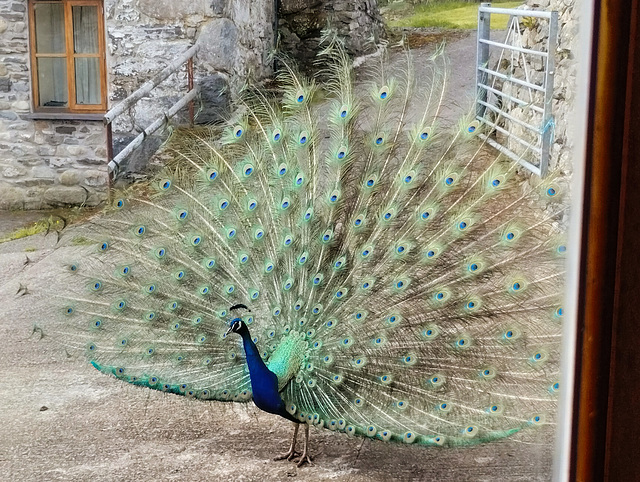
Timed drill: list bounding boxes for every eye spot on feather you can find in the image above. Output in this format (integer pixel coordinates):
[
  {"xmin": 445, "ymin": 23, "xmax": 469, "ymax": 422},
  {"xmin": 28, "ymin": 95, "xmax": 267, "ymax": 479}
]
[
  {"xmin": 191, "ymin": 236, "xmax": 202, "ymax": 246},
  {"xmin": 135, "ymin": 226, "xmax": 146, "ymax": 236},
  {"xmin": 337, "ymin": 147, "xmax": 347, "ymax": 159},
  {"xmin": 90, "ymin": 281, "xmax": 102, "ymax": 291},
  {"xmin": 480, "ymin": 367, "xmax": 496, "ymax": 380},
  {"xmin": 547, "ymin": 187, "xmax": 556, "ymax": 196},
  {"xmin": 454, "ymin": 336, "xmax": 471, "ymax": 349},
  {"xmin": 243, "ymin": 165, "xmax": 253, "ymax": 177},
  {"xmin": 304, "ymin": 208, "xmax": 313, "ymax": 221},
  {"xmin": 177, "ymin": 209, "xmax": 188, "ymax": 220},
  {"xmin": 458, "ymin": 221, "xmax": 468, "ymax": 230},
  {"xmin": 161, "ymin": 180, "xmax": 171, "ymax": 190},
  {"xmin": 492, "ymin": 179, "xmax": 501, "ymax": 187},
  {"xmin": 265, "ymin": 262, "xmax": 274, "ymax": 273},
  {"xmin": 366, "ymin": 178, "xmax": 375, "ymax": 187},
  {"xmin": 375, "ymin": 136, "xmax": 384, "ymax": 145},
  {"xmin": 254, "ymin": 229, "xmax": 264, "ymax": 240},
  {"xmin": 115, "ymin": 300, "xmax": 126, "ymax": 310},
  {"xmin": 207, "ymin": 169, "xmax": 218, "ymax": 181},
  {"xmin": 115, "ymin": 199, "xmax": 124, "ymax": 208},
  {"xmin": 297, "ymin": 93, "xmax": 304, "ymax": 103},
  {"xmin": 92, "ymin": 319, "xmax": 102, "ymax": 328},
  {"xmin": 379, "ymin": 86, "xmax": 389, "ymax": 100},
  {"xmin": 299, "ymin": 132, "xmax": 308, "ymax": 145},
  {"xmin": 295, "ymin": 174, "xmax": 304, "ymax": 186},
  {"xmin": 273, "ymin": 130, "xmax": 282, "ymax": 142},
  {"xmin": 420, "ymin": 130, "xmax": 429, "ymax": 140},
  {"xmin": 379, "ymin": 374, "xmax": 392, "ymax": 385},
  {"xmin": 428, "ymin": 374, "xmax": 445, "ymax": 388},
  {"xmin": 530, "ymin": 350, "xmax": 548, "ymax": 364},
  {"xmin": 204, "ymin": 258, "xmax": 216, "ymax": 269},
  {"xmin": 234, "ymin": 126, "xmax": 243, "ymax": 138},
  {"xmin": 219, "ymin": 199, "xmax": 229, "ymax": 210},
  {"xmin": 340, "ymin": 109, "xmax": 347, "ymax": 118},
  {"xmin": 227, "ymin": 228, "xmax": 236, "ymax": 239},
  {"xmin": 556, "ymin": 307, "xmax": 564, "ymax": 317},
  {"xmin": 248, "ymin": 200, "xmax": 257, "ymax": 211},
  {"xmin": 557, "ymin": 244, "xmax": 567, "ymax": 253}
]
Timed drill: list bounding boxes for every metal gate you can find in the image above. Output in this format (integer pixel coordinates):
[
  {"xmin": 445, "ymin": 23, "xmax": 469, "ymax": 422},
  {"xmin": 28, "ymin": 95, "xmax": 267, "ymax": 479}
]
[{"xmin": 475, "ymin": 3, "xmax": 558, "ymax": 177}]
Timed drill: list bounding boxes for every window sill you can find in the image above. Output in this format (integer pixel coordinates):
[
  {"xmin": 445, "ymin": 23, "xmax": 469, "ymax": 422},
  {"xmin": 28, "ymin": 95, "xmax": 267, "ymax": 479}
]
[{"xmin": 22, "ymin": 112, "xmax": 106, "ymax": 122}]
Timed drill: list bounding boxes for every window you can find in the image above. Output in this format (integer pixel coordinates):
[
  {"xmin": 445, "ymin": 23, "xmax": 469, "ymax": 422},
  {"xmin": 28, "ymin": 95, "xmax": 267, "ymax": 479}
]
[{"xmin": 28, "ymin": 0, "xmax": 107, "ymax": 113}]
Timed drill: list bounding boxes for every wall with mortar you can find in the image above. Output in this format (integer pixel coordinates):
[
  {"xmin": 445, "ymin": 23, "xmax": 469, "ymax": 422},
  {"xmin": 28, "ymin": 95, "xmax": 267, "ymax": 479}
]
[
  {"xmin": 0, "ymin": 0, "xmax": 276, "ymax": 209},
  {"xmin": 494, "ymin": 0, "xmax": 577, "ymax": 175},
  {"xmin": 278, "ymin": 0, "xmax": 384, "ymax": 66}
]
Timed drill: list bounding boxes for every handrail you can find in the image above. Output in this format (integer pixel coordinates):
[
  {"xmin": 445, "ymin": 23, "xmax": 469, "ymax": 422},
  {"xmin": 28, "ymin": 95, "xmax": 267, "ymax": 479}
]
[
  {"xmin": 104, "ymin": 44, "xmax": 199, "ymax": 184},
  {"xmin": 108, "ymin": 86, "xmax": 200, "ymax": 174},
  {"xmin": 104, "ymin": 44, "xmax": 199, "ymax": 125}
]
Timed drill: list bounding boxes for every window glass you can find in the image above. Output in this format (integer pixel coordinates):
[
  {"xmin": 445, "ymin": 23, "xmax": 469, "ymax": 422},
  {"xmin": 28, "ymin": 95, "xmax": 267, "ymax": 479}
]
[
  {"xmin": 37, "ymin": 57, "xmax": 68, "ymax": 107},
  {"xmin": 75, "ymin": 57, "xmax": 101, "ymax": 105},
  {"xmin": 34, "ymin": 3, "xmax": 65, "ymax": 54},
  {"xmin": 72, "ymin": 6, "xmax": 99, "ymax": 54}
]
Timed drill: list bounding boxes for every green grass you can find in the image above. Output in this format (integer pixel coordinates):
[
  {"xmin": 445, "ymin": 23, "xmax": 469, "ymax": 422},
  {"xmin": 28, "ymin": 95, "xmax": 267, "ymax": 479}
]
[
  {"xmin": 387, "ymin": 1, "xmax": 523, "ymax": 29},
  {"xmin": 0, "ymin": 218, "xmax": 57, "ymax": 243}
]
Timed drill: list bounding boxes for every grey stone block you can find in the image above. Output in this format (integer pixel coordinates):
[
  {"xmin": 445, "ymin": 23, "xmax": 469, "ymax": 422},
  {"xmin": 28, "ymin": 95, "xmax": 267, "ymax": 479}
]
[
  {"xmin": 0, "ymin": 110, "xmax": 18, "ymax": 120},
  {"xmin": 0, "ymin": 77, "xmax": 10, "ymax": 92},
  {"xmin": 196, "ymin": 73, "xmax": 229, "ymax": 124},
  {"xmin": 197, "ymin": 18, "xmax": 238, "ymax": 73},
  {"xmin": 0, "ymin": 184, "xmax": 25, "ymax": 209},
  {"xmin": 43, "ymin": 185, "xmax": 89, "ymax": 206}
]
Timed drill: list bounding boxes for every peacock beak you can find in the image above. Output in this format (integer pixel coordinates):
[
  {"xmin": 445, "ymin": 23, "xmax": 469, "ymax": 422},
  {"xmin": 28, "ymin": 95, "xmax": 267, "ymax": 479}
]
[{"xmin": 225, "ymin": 325, "xmax": 233, "ymax": 336}]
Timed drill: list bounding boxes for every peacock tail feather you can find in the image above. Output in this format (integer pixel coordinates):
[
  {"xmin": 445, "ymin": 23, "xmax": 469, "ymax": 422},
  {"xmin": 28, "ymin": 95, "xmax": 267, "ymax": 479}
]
[{"xmin": 45, "ymin": 37, "xmax": 567, "ymax": 448}]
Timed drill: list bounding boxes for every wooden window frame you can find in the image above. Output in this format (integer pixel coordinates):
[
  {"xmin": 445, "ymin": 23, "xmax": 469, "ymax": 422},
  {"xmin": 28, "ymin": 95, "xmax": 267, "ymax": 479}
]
[{"xmin": 28, "ymin": 0, "xmax": 108, "ymax": 114}]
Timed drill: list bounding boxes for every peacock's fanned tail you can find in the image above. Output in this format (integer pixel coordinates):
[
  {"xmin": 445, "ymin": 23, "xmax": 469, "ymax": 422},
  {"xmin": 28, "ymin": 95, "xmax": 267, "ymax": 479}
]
[{"xmin": 47, "ymin": 39, "xmax": 566, "ymax": 448}]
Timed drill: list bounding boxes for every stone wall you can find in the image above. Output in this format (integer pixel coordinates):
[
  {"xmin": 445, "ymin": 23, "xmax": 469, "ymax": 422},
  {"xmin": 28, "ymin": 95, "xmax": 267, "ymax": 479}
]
[
  {"xmin": 0, "ymin": 0, "xmax": 109, "ymax": 209},
  {"xmin": 278, "ymin": 0, "xmax": 384, "ymax": 66},
  {"xmin": 0, "ymin": 0, "xmax": 276, "ymax": 209}
]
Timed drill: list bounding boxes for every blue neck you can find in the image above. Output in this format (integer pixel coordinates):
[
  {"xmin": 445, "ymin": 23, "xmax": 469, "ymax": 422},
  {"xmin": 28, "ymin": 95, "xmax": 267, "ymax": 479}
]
[{"xmin": 236, "ymin": 327, "xmax": 298, "ymax": 423}]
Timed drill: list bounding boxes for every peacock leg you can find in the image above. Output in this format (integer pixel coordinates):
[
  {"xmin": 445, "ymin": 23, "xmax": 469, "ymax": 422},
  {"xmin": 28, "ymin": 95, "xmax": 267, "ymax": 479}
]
[
  {"xmin": 273, "ymin": 423, "xmax": 300, "ymax": 461},
  {"xmin": 294, "ymin": 423, "xmax": 313, "ymax": 467}
]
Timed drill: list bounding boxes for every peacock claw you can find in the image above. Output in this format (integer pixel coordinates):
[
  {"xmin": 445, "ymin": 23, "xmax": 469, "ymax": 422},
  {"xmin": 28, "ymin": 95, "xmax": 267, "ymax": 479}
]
[
  {"xmin": 273, "ymin": 450, "xmax": 300, "ymax": 461},
  {"xmin": 294, "ymin": 453, "xmax": 313, "ymax": 467}
]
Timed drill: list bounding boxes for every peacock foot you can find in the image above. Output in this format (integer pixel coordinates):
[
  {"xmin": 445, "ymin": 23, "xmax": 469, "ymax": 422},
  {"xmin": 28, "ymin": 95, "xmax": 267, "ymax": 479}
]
[
  {"xmin": 273, "ymin": 449, "xmax": 301, "ymax": 461},
  {"xmin": 294, "ymin": 452, "xmax": 313, "ymax": 467}
]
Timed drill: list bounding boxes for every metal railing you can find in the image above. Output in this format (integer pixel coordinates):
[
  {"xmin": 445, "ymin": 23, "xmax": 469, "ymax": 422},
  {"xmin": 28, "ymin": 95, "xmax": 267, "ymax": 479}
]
[
  {"xmin": 476, "ymin": 4, "xmax": 558, "ymax": 177},
  {"xmin": 104, "ymin": 44, "xmax": 200, "ymax": 182}
]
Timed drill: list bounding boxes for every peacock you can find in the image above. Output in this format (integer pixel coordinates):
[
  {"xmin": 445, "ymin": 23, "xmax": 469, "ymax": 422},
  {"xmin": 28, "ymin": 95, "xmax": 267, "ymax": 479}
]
[{"xmin": 40, "ymin": 37, "xmax": 566, "ymax": 468}]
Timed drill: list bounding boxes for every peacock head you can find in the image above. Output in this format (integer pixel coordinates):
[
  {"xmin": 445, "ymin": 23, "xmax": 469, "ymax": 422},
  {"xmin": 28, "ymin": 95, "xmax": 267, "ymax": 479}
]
[{"xmin": 225, "ymin": 303, "xmax": 252, "ymax": 336}]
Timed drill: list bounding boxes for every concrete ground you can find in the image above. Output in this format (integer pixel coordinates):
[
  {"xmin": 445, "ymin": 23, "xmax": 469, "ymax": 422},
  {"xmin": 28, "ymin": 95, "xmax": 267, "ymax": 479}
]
[{"xmin": 0, "ymin": 30, "xmax": 554, "ymax": 481}]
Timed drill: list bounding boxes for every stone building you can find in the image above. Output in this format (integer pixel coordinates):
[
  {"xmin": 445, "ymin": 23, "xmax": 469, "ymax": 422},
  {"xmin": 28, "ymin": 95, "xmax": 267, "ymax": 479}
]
[{"xmin": 0, "ymin": 0, "xmax": 383, "ymax": 210}]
